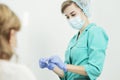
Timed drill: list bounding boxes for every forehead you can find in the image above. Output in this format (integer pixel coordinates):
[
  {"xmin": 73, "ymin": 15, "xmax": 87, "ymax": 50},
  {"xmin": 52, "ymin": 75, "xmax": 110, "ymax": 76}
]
[{"xmin": 63, "ymin": 3, "xmax": 81, "ymax": 15}]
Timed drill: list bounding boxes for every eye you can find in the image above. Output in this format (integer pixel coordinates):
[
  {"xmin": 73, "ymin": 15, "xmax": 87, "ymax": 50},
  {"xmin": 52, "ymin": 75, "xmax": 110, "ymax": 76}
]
[
  {"xmin": 71, "ymin": 14, "xmax": 76, "ymax": 17},
  {"xmin": 66, "ymin": 16, "xmax": 70, "ymax": 19}
]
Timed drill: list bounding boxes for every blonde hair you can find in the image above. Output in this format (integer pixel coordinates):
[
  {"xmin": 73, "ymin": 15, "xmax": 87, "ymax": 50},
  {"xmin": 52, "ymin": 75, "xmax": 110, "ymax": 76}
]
[
  {"xmin": 61, "ymin": 0, "xmax": 80, "ymax": 13},
  {"xmin": 61, "ymin": 0, "xmax": 74, "ymax": 13},
  {"xmin": 0, "ymin": 4, "xmax": 21, "ymax": 60}
]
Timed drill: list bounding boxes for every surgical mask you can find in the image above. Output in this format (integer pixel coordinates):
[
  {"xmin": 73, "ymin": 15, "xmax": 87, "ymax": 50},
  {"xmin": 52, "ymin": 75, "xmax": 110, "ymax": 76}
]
[{"xmin": 68, "ymin": 16, "xmax": 85, "ymax": 30}]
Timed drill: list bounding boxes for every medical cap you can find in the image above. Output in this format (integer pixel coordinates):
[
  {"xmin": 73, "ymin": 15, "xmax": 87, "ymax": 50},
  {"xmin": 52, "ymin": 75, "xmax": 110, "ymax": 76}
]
[{"xmin": 72, "ymin": 0, "xmax": 91, "ymax": 17}]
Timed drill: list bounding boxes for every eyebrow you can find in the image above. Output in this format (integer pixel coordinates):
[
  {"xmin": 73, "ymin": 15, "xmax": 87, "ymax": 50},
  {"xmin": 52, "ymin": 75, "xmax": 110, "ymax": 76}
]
[
  {"xmin": 65, "ymin": 11, "xmax": 75, "ymax": 16},
  {"xmin": 70, "ymin": 11, "xmax": 75, "ymax": 14}
]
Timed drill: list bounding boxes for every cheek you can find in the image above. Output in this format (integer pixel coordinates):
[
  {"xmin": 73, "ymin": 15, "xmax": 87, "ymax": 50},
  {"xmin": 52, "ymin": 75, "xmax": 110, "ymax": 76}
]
[
  {"xmin": 76, "ymin": 10, "xmax": 84, "ymax": 18},
  {"xmin": 13, "ymin": 36, "xmax": 17, "ymax": 47},
  {"xmin": 80, "ymin": 12, "xmax": 86, "ymax": 19},
  {"xmin": 10, "ymin": 35, "xmax": 17, "ymax": 48}
]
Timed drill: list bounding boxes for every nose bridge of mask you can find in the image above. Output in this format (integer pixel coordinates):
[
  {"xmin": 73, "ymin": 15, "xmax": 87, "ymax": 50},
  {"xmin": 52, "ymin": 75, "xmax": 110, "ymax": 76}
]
[
  {"xmin": 69, "ymin": 16, "xmax": 82, "ymax": 25},
  {"xmin": 68, "ymin": 16, "xmax": 85, "ymax": 30}
]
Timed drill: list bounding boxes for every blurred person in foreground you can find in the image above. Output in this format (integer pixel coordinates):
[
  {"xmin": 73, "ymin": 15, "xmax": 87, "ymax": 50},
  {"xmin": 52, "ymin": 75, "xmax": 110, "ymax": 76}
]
[{"xmin": 0, "ymin": 4, "xmax": 36, "ymax": 80}]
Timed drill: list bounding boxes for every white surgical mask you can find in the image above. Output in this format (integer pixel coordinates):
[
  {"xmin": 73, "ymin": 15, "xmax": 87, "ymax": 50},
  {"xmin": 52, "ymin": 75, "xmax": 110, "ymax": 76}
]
[{"xmin": 68, "ymin": 16, "xmax": 85, "ymax": 30}]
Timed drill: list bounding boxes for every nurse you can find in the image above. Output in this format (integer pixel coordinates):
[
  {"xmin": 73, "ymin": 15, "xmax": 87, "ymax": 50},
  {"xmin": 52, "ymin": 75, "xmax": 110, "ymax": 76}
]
[{"xmin": 39, "ymin": 0, "xmax": 109, "ymax": 80}]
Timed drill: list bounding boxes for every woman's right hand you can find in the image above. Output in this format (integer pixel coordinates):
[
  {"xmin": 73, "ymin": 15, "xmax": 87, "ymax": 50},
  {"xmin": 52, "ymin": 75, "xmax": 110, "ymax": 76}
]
[
  {"xmin": 39, "ymin": 58, "xmax": 56, "ymax": 70},
  {"xmin": 39, "ymin": 58, "xmax": 48, "ymax": 68},
  {"xmin": 39, "ymin": 57, "xmax": 65, "ymax": 78}
]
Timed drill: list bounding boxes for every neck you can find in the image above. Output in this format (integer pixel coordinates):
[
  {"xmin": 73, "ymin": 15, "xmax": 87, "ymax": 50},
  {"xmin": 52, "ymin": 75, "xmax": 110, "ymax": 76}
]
[{"xmin": 80, "ymin": 18, "xmax": 89, "ymax": 33}]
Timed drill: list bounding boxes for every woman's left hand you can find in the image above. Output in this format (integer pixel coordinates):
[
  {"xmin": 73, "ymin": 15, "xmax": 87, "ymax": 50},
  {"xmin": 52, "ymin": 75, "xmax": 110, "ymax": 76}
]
[{"xmin": 49, "ymin": 55, "xmax": 67, "ymax": 72}]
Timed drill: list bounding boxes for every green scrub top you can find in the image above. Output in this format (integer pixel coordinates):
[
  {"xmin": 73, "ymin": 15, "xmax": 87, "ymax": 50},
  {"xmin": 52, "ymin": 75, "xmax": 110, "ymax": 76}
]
[{"xmin": 60, "ymin": 23, "xmax": 109, "ymax": 80}]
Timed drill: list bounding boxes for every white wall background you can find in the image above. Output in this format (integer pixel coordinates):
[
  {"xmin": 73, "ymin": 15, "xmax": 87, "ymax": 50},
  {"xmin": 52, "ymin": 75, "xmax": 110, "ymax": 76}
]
[{"xmin": 0, "ymin": 0, "xmax": 120, "ymax": 80}]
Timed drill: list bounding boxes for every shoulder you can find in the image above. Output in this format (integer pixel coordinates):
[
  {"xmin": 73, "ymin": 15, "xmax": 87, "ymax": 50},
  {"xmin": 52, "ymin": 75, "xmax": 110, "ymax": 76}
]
[
  {"xmin": 88, "ymin": 24, "xmax": 109, "ymax": 39},
  {"xmin": 88, "ymin": 24, "xmax": 105, "ymax": 33},
  {"xmin": 87, "ymin": 24, "xmax": 109, "ymax": 49},
  {"xmin": 17, "ymin": 64, "xmax": 36, "ymax": 80},
  {"xmin": 0, "ymin": 60, "xmax": 36, "ymax": 80}
]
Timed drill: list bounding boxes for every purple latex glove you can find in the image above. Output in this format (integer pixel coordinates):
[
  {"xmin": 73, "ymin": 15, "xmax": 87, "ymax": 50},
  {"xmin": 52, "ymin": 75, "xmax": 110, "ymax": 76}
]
[
  {"xmin": 49, "ymin": 55, "xmax": 67, "ymax": 72},
  {"xmin": 39, "ymin": 58, "xmax": 48, "ymax": 68},
  {"xmin": 39, "ymin": 58, "xmax": 56, "ymax": 70}
]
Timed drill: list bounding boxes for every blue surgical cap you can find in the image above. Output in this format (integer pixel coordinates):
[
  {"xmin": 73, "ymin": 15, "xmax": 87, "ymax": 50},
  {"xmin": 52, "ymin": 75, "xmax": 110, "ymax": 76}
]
[{"xmin": 72, "ymin": 0, "xmax": 91, "ymax": 17}]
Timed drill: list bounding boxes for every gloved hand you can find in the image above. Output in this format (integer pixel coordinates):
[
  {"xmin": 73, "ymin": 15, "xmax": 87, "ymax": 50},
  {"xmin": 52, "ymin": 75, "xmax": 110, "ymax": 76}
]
[
  {"xmin": 39, "ymin": 58, "xmax": 56, "ymax": 70},
  {"xmin": 39, "ymin": 58, "xmax": 48, "ymax": 68},
  {"xmin": 49, "ymin": 55, "xmax": 67, "ymax": 72},
  {"xmin": 47, "ymin": 61, "xmax": 56, "ymax": 70}
]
